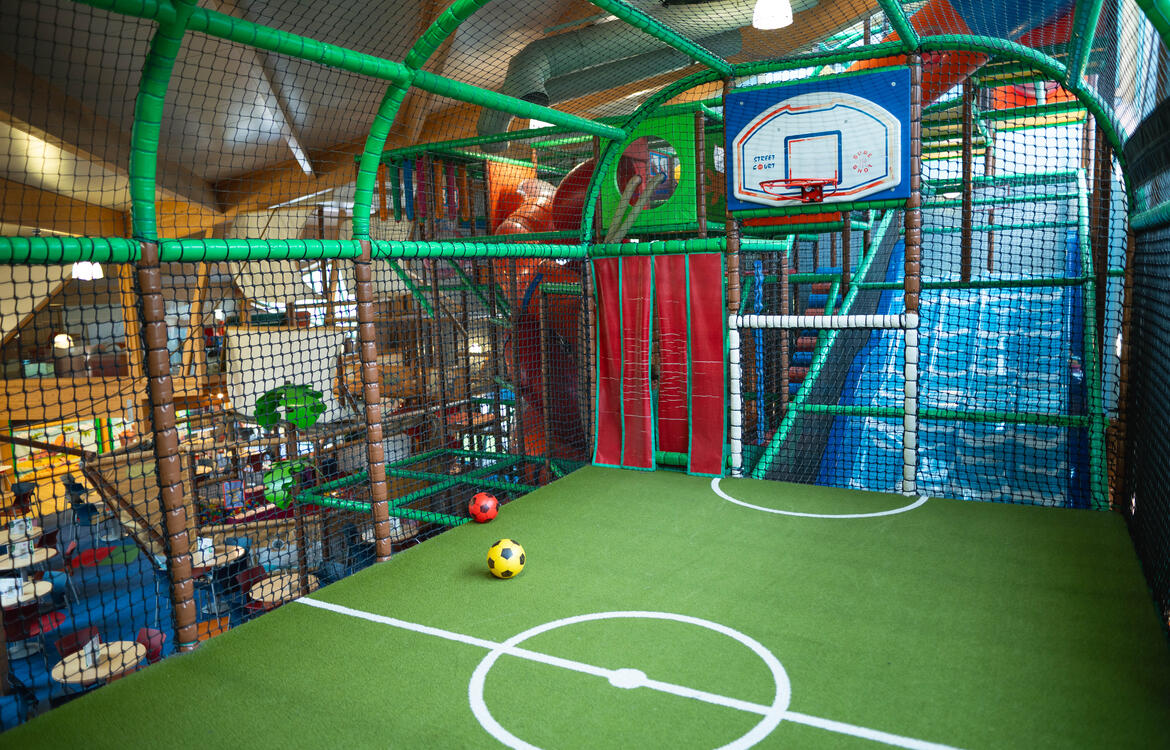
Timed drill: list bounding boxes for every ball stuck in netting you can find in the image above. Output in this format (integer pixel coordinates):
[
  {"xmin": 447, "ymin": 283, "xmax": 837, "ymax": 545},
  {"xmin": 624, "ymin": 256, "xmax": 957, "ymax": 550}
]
[
  {"xmin": 487, "ymin": 539, "xmax": 525, "ymax": 579},
  {"xmin": 469, "ymin": 492, "xmax": 499, "ymax": 523}
]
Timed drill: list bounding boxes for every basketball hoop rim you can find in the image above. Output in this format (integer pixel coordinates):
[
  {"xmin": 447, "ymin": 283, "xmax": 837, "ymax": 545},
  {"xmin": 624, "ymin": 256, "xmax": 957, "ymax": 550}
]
[{"xmin": 758, "ymin": 177, "xmax": 838, "ymax": 200}]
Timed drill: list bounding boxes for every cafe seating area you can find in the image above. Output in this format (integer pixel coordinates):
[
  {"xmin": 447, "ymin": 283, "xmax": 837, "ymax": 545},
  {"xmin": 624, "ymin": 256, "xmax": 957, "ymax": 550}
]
[{"xmin": 0, "ymin": 503, "xmax": 390, "ymax": 727}]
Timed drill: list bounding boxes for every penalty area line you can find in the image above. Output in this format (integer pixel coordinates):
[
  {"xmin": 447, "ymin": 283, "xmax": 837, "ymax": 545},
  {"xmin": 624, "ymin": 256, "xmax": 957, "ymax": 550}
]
[
  {"xmin": 295, "ymin": 598, "xmax": 963, "ymax": 750},
  {"xmin": 712, "ymin": 477, "xmax": 929, "ymax": 519}
]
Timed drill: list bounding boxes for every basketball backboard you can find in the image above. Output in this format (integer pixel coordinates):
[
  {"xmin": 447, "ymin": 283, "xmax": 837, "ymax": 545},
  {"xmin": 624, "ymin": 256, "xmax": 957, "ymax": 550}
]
[{"xmin": 725, "ymin": 68, "xmax": 910, "ymax": 209}]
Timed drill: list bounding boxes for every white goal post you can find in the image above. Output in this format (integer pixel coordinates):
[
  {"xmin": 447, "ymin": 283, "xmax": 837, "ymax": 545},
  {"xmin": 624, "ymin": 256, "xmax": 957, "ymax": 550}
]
[{"xmin": 727, "ymin": 312, "xmax": 920, "ymax": 496}]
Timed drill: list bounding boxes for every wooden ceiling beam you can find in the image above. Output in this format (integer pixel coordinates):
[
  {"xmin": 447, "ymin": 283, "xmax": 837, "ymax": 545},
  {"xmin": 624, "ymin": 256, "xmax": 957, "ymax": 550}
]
[
  {"xmin": 0, "ymin": 176, "xmax": 126, "ymax": 237},
  {"xmin": 0, "ymin": 53, "xmax": 220, "ymax": 215},
  {"xmin": 214, "ymin": 0, "xmax": 877, "ymax": 216}
]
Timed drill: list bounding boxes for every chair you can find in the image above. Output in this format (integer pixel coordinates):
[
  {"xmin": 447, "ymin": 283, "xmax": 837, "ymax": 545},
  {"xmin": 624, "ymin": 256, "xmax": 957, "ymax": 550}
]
[
  {"xmin": 5, "ymin": 672, "xmax": 39, "ymax": 727},
  {"xmin": 61, "ymin": 476, "xmax": 98, "ymax": 532},
  {"xmin": 4, "ymin": 602, "xmax": 65, "ymax": 659},
  {"xmin": 3, "ymin": 602, "xmax": 40, "ymax": 659},
  {"xmin": 54, "ymin": 626, "xmax": 99, "ymax": 659},
  {"xmin": 135, "ymin": 627, "xmax": 167, "ymax": 664},
  {"xmin": 8, "ymin": 481, "xmax": 37, "ymax": 518}
]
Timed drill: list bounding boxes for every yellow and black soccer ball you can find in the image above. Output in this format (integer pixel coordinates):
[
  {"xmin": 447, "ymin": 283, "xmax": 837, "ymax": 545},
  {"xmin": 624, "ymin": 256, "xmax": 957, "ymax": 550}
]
[{"xmin": 486, "ymin": 538, "xmax": 525, "ymax": 579}]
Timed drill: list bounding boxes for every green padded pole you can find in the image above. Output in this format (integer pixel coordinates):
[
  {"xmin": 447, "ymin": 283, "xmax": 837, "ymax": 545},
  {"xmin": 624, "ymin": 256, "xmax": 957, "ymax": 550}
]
[
  {"xmin": 731, "ymin": 42, "xmax": 907, "ymax": 77},
  {"xmin": 925, "ymin": 170, "xmax": 1081, "ymax": 190},
  {"xmin": 924, "ymin": 220, "xmax": 1078, "ymax": 234},
  {"xmin": 540, "ymin": 282, "xmax": 583, "ymax": 295},
  {"xmin": 352, "ymin": 0, "xmax": 616, "ymax": 237},
  {"xmin": 876, "ymin": 0, "xmax": 919, "ymax": 51},
  {"xmin": 1130, "ymin": 201, "xmax": 1170, "ymax": 232},
  {"xmin": 1134, "ymin": 0, "xmax": 1170, "ymax": 52},
  {"xmin": 413, "ymin": 71, "xmax": 625, "ymax": 141},
  {"xmin": 925, "ymin": 192, "xmax": 1078, "ymax": 209},
  {"xmin": 590, "ymin": 238, "xmax": 727, "ymax": 257},
  {"xmin": 585, "ymin": 0, "xmax": 732, "ymax": 76},
  {"xmin": 128, "ymin": 0, "xmax": 199, "ymax": 241},
  {"xmin": 860, "ymin": 276, "xmax": 1095, "ymax": 291},
  {"xmin": 158, "ymin": 239, "xmax": 363, "ymax": 261},
  {"xmin": 733, "ymin": 198, "xmax": 907, "ymax": 221},
  {"xmin": 373, "ymin": 240, "xmax": 587, "ymax": 259},
  {"xmin": 654, "ymin": 451, "xmax": 688, "ymax": 466},
  {"xmin": 74, "ymin": 0, "xmax": 173, "ymax": 23},
  {"xmin": 0, "ymin": 238, "xmax": 140, "ymax": 265}
]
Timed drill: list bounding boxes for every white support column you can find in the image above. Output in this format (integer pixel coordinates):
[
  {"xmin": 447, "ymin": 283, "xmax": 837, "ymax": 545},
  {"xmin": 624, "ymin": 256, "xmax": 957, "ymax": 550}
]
[
  {"xmin": 728, "ymin": 327, "xmax": 743, "ymax": 477},
  {"xmin": 902, "ymin": 313, "xmax": 920, "ymax": 496}
]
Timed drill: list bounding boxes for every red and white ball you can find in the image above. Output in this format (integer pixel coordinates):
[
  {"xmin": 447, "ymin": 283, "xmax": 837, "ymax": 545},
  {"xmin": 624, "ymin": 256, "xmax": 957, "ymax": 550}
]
[{"xmin": 469, "ymin": 492, "xmax": 499, "ymax": 523}]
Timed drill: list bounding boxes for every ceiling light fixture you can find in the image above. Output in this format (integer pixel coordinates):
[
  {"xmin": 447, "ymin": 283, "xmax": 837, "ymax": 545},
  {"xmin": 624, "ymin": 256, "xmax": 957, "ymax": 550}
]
[
  {"xmin": 753, "ymin": 0, "xmax": 793, "ymax": 29},
  {"xmin": 71, "ymin": 261, "xmax": 104, "ymax": 280}
]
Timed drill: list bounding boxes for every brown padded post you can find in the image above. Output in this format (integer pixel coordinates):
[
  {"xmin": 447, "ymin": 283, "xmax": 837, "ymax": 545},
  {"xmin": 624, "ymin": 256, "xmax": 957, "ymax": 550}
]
[
  {"xmin": 138, "ymin": 242, "xmax": 198, "ymax": 651},
  {"xmin": 355, "ymin": 239, "xmax": 392, "ymax": 562}
]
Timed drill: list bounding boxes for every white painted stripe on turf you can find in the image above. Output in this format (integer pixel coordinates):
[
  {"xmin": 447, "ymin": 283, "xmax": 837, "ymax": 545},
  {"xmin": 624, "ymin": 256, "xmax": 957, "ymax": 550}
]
[
  {"xmin": 298, "ymin": 600, "xmax": 786, "ymax": 725},
  {"xmin": 296, "ymin": 600, "xmax": 963, "ymax": 750},
  {"xmin": 297, "ymin": 596, "xmax": 502, "ymax": 650},
  {"xmin": 712, "ymin": 477, "xmax": 929, "ymax": 519},
  {"xmin": 783, "ymin": 711, "xmax": 963, "ymax": 750},
  {"xmin": 639, "ymin": 676, "xmax": 773, "ymax": 715}
]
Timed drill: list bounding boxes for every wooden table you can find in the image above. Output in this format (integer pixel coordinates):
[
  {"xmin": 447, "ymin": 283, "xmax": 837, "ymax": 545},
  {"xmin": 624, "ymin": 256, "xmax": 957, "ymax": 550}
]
[
  {"xmin": 51, "ymin": 641, "xmax": 146, "ymax": 687},
  {"xmin": 0, "ymin": 523, "xmax": 42, "ymax": 546},
  {"xmin": 0, "ymin": 547, "xmax": 57, "ymax": 572},
  {"xmin": 249, "ymin": 572, "xmax": 318, "ymax": 606},
  {"xmin": 192, "ymin": 544, "xmax": 245, "ymax": 573},
  {"xmin": 193, "ymin": 544, "xmax": 247, "ymax": 615},
  {"xmin": 1, "ymin": 579, "xmax": 52, "ymax": 609}
]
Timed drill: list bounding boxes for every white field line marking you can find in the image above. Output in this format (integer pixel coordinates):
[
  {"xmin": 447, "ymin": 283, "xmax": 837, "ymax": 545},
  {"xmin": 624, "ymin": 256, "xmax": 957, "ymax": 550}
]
[
  {"xmin": 712, "ymin": 477, "xmax": 929, "ymax": 519},
  {"xmin": 295, "ymin": 599, "xmax": 964, "ymax": 750},
  {"xmin": 296, "ymin": 599, "xmax": 767, "ymax": 710},
  {"xmin": 784, "ymin": 711, "xmax": 963, "ymax": 750}
]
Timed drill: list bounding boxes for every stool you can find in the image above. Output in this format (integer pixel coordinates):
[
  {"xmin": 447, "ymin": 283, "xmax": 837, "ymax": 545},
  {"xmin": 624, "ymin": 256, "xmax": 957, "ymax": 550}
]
[{"xmin": 62, "ymin": 477, "xmax": 98, "ymax": 539}]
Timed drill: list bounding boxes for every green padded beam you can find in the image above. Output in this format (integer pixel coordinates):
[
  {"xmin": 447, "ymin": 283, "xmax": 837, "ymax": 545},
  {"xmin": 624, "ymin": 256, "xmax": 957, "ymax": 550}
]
[
  {"xmin": 586, "ymin": 0, "xmax": 732, "ymax": 76},
  {"xmin": 876, "ymin": 0, "xmax": 919, "ymax": 51},
  {"xmin": 128, "ymin": 0, "xmax": 200, "ymax": 241}
]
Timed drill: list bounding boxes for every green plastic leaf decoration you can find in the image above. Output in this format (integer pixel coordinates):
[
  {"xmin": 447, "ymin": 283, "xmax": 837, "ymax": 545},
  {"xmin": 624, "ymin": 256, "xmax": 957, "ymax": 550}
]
[
  {"xmin": 285, "ymin": 403, "xmax": 327, "ymax": 430},
  {"xmin": 254, "ymin": 384, "xmax": 327, "ymax": 430},
  {"xmin": 254, "ymin": 390, "xmax": 283, "ymax": 428},
  {"xmin": 263, "ymin": 460, "xmax": 307, "ymax": 509}
]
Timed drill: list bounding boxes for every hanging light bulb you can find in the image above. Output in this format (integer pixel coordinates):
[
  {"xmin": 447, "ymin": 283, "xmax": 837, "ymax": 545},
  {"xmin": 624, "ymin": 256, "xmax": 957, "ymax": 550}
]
[{"xmin": 753, "ymin": 0, "xmax": 793, "ymax": 29}]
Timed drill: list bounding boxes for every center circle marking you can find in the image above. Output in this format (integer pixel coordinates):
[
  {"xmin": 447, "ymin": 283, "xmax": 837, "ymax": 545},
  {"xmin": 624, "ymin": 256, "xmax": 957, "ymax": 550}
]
[
  {"xmin": 712, "ymin": 478, "xmax": 928, "ymax": 519},
  {"xmin": 608, "ymin": 667, "xmax": 645, "ymax": 689},
  {"xmin": 468, "ymin": 611, "xmax": 791, "ymax": 750}
]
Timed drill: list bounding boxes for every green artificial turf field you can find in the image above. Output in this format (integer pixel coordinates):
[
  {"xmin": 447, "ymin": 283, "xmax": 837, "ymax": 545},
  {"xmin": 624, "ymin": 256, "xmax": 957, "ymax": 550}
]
[{"xmin": 5, "ymin": 466, "xmax": 1170, "ymax": 749}]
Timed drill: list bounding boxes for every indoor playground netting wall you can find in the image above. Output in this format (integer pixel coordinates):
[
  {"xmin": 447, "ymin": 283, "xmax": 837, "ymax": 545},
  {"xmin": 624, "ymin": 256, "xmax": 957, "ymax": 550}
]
[{"xmin": 1, "ymin": 0, "xmax": 1170, "ymax": 731}]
